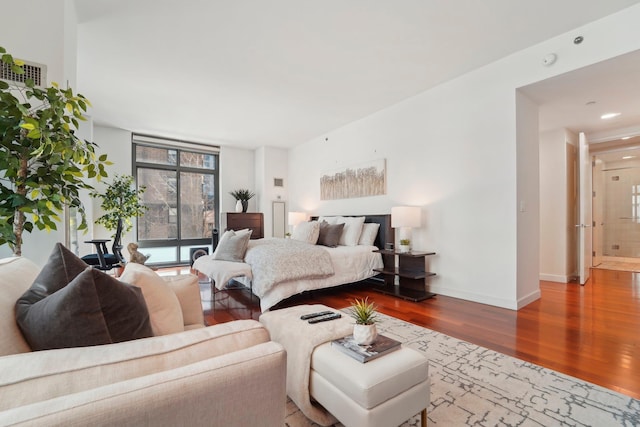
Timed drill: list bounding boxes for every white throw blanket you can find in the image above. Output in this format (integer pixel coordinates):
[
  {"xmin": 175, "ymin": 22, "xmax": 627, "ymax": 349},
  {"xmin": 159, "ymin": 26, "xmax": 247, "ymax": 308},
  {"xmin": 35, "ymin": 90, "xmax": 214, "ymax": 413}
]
[
  {"xmin": 245, "ymin": 238, "xmax": 334, "ymax": 296},
  {"xmin": 259, "ymin": 304, "xmax": 353, "ymax": 426}
]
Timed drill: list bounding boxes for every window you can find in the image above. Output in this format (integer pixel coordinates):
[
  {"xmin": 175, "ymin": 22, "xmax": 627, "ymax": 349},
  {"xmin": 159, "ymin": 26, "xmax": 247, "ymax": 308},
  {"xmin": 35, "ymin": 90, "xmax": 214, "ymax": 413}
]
[{"xmin": 133, "ymin": 135, "xmax": 219, "ymax": 265}]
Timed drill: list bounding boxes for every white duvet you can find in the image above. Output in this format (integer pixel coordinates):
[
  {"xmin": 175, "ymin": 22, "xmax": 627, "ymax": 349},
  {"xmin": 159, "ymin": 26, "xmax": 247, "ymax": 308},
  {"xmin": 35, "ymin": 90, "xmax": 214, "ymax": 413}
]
[{"xmin": 254, "ymin": 244, "xmax": 383, "ymax": 311}]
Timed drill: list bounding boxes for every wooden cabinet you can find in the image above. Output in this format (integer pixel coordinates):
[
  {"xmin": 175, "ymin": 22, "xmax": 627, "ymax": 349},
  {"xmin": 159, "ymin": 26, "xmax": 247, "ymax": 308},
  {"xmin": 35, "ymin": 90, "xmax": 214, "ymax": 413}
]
[
  {"xmin": 372, "ymin": 250, "xmax": 436, "ymax": 301},
  {"xmin": 226, "ymin": 212, "xmax": 264, "ymax": 239}
]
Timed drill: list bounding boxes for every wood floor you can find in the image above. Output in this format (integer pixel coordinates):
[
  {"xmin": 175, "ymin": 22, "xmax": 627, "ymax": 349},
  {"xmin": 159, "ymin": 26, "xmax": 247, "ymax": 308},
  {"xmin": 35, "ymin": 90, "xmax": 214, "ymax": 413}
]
[{"xmin": 176, "ymin": 267, "xmax": 640, "ymax": 400}]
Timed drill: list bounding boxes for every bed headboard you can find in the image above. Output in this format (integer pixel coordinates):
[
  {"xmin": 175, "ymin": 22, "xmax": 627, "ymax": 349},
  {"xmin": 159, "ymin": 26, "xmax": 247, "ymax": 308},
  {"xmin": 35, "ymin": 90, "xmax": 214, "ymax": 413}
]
[{"xmin": 309, "ymin": 214, "xmax": 393, "ymax": 250}]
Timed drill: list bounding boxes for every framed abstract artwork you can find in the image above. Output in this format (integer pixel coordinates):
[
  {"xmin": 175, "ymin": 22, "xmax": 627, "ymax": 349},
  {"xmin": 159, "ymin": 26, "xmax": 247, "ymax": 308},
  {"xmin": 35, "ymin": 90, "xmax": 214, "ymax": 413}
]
[{"xmin": 320, "ymin": 159, "xmax": 386, "ymax": 200}]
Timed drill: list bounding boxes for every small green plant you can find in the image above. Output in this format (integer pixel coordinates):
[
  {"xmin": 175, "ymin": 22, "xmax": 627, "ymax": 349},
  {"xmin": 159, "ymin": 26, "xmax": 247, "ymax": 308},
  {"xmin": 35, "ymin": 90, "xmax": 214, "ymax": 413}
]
[
  {"xmin": 348, "ymin": 297, "xmax": 378, "ymax": 325},
  {"xmin": 229, "ymin": 189, "xmax": 255, "ymax": 201},
  {"xmin": 92, "ymin": 175, "xmax": 147, "ymax": 237},
  {"xmin": 400, "ymin": 239, "xmax": 410, "ymax": 246}
]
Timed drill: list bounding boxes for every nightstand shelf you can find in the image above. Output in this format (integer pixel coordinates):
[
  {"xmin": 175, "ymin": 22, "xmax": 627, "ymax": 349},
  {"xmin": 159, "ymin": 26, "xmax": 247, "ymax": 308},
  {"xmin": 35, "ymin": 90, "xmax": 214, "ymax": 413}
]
[{"xmin": 371, "ymin": 250, "xmax": 436, "ymax": 302}]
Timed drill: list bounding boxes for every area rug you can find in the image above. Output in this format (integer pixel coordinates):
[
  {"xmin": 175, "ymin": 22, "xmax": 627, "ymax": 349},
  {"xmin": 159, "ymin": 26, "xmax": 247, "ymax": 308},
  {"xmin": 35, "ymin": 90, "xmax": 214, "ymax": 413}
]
[{"xmin": 285, "ymin": 312, "xmax": 640, "ymax": 427}]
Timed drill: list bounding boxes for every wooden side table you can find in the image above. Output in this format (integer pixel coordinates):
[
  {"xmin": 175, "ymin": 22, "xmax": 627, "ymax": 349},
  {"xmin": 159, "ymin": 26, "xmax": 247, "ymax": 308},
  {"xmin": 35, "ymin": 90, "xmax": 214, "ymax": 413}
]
[{"xmin": 372, "ymin": 249, "xmax": 436, "ymax": 302}]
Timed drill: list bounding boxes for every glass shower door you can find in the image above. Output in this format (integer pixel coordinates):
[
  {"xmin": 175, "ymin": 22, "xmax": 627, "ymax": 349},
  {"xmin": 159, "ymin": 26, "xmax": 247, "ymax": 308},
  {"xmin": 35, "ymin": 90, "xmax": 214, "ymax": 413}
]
[{"xmin": 602, "ymin": 167, "xmax": 640, "ymax": 258}]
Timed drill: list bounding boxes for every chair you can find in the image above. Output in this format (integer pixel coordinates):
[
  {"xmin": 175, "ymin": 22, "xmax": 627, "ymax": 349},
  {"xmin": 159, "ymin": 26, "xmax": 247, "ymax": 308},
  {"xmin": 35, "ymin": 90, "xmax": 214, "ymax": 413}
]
[{"xmin": 82, "ymin": 218, "xmax": 126, "ymax": 270}]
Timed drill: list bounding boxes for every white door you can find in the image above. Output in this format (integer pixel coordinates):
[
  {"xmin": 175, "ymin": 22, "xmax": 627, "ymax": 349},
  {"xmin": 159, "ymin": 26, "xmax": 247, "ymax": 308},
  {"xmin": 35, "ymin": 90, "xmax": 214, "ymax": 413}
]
[{"xmin": 578, "ymin": 132, "xmax": 593, "ymax": 285}]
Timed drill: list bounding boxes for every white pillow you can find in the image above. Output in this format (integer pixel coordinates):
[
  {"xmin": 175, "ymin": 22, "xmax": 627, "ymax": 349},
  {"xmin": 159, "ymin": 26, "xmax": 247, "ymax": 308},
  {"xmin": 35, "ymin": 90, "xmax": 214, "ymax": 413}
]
[
  {"xmin": 336, "ymin": 216, "xmax": 365, "ymax": 246},
  {"xmin": 292, "ymin": 221, "xmax": 320, "ymax": 244},
  {"xmin": 358, "ymin": 222, "xmax": 380, "ymax": 246},
  {"xmin": 213, "ymin": 229, "xmax": 252, "ymax": 262},
  {"xmin": 212, "ymin": 229, "xmax": 251, "ymax": 258},
  {"xmin": 318, "ymin": 216, "xmax": 338, "ymax": 225},
  {"xmin": 119, "ymin": 263, "xmax": 184, "ymax": 336}
]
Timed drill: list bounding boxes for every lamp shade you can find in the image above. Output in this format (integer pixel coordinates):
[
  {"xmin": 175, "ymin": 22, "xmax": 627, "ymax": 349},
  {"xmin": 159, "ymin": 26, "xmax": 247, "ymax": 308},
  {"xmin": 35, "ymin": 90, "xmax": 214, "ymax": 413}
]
[
  {"xmin": 391, "ymin": 206, "xmax": 421, "ymax": 228},
  {"xmin": 288, "ymin": 211, "xmax": 306, "ymax": 226}
]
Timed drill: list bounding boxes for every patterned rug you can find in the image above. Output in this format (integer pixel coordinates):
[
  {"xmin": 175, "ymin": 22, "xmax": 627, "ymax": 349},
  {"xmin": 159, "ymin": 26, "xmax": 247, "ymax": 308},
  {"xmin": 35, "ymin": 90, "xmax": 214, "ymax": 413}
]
[{"xmin": 285, "ymin": 312, "xmax": 640, "ymax": 427}]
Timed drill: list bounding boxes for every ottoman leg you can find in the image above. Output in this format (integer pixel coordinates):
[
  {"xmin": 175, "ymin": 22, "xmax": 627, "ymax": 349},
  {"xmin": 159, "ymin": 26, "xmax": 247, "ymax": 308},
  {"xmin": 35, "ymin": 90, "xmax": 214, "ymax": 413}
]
[{"xmin": 421, "ymin": 408, "xmax": 427, "ymax": 427}]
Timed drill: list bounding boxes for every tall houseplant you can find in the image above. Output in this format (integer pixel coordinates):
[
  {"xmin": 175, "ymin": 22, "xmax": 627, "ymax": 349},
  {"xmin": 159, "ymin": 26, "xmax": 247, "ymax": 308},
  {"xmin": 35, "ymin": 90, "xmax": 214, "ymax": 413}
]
[
  {"xmin": 92, "ymin": 175, "xmax": 147, "ymax": 237},
  {"xmin": 0, "ymin": 46, "xmax": 112, "ymax": 255}
]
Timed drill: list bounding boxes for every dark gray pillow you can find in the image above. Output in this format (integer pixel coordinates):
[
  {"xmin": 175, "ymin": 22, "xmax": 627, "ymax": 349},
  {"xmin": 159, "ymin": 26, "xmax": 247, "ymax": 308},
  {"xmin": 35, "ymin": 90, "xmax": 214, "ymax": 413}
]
[
  {"xmin": 213, "ymin": 229, "xmax": 252, "ymax": 262},
  {"xmin": 317, "ymin": 221, "xmax": 345, "ymax": 247},
  {"xmin": 15, "ymin": 243, "xmax": 153, "ymax": 351}
]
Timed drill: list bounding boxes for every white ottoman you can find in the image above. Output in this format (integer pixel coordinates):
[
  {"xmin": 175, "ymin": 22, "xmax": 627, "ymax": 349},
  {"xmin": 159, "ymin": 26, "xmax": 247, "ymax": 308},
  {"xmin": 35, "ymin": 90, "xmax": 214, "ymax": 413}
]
[
  {"xmin": 311, "ymin": 341, "xmax": 429, "ymax": 427},
  {"xmin": 260, "ymin": 304, "xmax": 429, "ymax": 427}
]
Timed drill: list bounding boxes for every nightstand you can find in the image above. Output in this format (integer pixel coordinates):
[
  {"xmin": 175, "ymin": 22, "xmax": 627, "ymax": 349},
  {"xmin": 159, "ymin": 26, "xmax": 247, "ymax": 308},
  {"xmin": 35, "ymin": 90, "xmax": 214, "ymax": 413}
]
[{"xmin": 372, "ymin": 249, "xmax": 436, "ymax": 302}]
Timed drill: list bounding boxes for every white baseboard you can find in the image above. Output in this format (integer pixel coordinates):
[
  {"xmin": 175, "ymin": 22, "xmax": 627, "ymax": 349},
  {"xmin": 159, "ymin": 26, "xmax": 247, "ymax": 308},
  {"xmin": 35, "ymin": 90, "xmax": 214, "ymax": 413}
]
[
  {"xmin": 539, "ymin": 273, "xmax": 570, "ymax": 283},
  {"xmin": 517, "ymin": 289, "xmax": 541, "ymax": 309}
]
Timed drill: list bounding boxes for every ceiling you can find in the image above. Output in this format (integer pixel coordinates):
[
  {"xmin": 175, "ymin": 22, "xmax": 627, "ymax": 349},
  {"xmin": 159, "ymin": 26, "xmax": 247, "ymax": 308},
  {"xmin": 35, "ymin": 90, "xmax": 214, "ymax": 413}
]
[{"xmin": 73, "ymin": 0, "xmax": 640, "ymax": 149}]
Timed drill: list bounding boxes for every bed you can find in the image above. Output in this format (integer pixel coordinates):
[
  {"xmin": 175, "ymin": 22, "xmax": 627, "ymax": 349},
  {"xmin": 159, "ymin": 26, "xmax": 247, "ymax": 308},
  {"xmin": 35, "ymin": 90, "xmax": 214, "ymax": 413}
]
[{"xmin": 193, "ymin": 214, "xmax": 393, "ymax": 312}]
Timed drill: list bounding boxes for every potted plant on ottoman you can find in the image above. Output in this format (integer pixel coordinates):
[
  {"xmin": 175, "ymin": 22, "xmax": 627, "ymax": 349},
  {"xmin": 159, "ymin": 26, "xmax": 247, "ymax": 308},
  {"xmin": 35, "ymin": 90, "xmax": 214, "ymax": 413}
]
[{"xmin": 349, "ymin": 297, "xmax": 379, "ymax": 345}]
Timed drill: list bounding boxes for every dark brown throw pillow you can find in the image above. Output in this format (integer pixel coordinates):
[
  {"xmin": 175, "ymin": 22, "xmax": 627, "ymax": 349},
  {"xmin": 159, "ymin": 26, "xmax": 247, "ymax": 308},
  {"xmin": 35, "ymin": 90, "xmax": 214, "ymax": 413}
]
[
  {"xmin": 317, "ymin": 221, "xmax": 345, "ymax": 248},
  {"xmin": 15, "ymin": 243, "xmax": 153, "ymax": 351}
]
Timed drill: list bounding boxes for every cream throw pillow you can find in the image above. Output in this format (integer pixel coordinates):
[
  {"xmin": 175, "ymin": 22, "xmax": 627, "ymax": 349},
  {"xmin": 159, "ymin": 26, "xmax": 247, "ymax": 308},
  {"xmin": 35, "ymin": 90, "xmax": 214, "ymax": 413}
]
[
  {"xmin": 336, "ymin": 216, "xmax": 365, "ymax": 246},
  {"xmin": 292, "ymin": 221, "xmax": 320, "ymax": 244},
  {"xmin": 119, "ymin": 263, "xmax": 184, "ymax": 336},
  {"xmin": 358, "ymin": 222, "xmax": 380, "ymax": 246}
]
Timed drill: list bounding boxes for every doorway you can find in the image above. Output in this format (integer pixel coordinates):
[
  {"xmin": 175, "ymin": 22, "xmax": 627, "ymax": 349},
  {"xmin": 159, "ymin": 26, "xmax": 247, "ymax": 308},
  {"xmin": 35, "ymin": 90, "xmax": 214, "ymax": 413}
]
[{"xmin": 591, "ymin": 147, "xmax": 640, "ymax": 272}]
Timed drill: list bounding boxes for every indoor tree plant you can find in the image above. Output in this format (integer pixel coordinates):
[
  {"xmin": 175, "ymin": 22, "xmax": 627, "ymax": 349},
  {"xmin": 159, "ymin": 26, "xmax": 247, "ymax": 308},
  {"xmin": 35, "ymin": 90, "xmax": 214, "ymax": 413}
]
[
  {"xmin": 229, "ymin": 188, "xmax": 255, "ymax": 213},
  {"xmin": 349, "ymin": 297, "xmax": 379, "ymax": 345},
  {"xmin": 0, "ymin": 46, "xmax": 112, "ymax": 256},
  {"xmin": 92, "ymin": 174, "xmax": 147, "ymax": 238}
]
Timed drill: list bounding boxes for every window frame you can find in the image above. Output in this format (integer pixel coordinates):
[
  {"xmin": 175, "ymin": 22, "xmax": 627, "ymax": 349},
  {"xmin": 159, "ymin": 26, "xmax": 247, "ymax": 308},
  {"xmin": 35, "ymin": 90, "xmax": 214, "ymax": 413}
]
[{"xmin": 132, "ymin": 134, "xmax": 219, "ymax": 265}]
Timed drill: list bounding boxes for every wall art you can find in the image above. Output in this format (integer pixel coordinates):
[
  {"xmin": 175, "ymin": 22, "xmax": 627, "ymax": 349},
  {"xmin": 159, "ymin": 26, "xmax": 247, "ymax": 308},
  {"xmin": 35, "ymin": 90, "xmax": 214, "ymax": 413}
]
[{"xmin": 320, "ymin": 159, "xmax": 386, "ymax": 200}]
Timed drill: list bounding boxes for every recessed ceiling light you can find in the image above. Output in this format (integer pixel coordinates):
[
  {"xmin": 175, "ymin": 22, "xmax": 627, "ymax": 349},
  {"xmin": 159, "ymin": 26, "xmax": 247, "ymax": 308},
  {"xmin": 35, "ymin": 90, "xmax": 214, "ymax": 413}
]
[
  {"xmin": 601, "ymin": 112, "xmax": 621, "ymax": 120},
  {"xmin": 623, "ymin": 156, "xmax": 635, "ymax": 160}
]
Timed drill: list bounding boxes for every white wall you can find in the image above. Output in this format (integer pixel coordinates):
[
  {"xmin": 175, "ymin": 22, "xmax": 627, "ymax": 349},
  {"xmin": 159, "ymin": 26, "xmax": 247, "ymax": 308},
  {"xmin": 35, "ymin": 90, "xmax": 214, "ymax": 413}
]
[
  {"xmin": 539, "ymin": 129, "xmax": 569, "ymax": 281},
  {"xmin": 255, "ymin": 147, "xmax": 289, "ymax": 237},
  {"xmin": 289, "ymin": 4, "xmax": 640, "ymax": 310},
  {"xmin": 219, "ymin": 146, "xmax": 256, "ymax": 231}
]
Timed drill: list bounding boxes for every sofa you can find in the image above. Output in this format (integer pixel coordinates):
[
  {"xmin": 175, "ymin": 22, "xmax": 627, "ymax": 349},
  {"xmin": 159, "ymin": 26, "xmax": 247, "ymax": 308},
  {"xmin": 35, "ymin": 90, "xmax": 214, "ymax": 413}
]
[{"xmin": 0, "ymin": 256, "xmax": 287, "ymax": 426}]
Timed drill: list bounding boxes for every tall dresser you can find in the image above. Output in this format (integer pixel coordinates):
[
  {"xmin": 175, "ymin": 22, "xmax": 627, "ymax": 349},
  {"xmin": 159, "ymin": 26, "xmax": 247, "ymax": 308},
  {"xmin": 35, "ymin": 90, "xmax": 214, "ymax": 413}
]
[{"xmin": 226, "ymin": 212, "xmax": 264, "ymax": 239}]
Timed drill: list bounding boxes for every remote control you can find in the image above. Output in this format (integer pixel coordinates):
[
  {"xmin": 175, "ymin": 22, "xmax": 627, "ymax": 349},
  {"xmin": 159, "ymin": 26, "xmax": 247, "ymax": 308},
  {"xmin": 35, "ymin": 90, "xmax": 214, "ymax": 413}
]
[
  {"xmin": 300, "ymin": 311, "xmax": 334, "ymax": 320},
  {"xmin": 308, "ymin": 313, "xmax": 342, "ymax": 324}
]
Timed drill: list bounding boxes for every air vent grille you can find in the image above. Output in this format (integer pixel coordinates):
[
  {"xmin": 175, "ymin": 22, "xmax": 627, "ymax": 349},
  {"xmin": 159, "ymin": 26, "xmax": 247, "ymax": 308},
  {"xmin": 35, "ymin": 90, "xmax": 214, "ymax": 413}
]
[{"xmin": 0, "ymin": 59, "xmax": 46, "ymax": 87}]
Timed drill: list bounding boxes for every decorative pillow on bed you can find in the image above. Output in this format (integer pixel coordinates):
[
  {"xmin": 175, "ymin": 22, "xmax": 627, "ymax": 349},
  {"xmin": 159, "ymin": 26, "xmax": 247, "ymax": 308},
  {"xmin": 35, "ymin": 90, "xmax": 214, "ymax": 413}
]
[
  {"xmin": 292, "ymin": 221, "xmax": 320, "ymax": 244},
  {"xmin": 336, "ymin": 216, "xmax": 365, "ymax": 246},
  {"xmin": 213, "ymin": 229, "xmax": 253, "ymax": 262},
  {"xmin": 15, "ymin": 243, "xmax": 153, "ymax": 351},
  {"xmin": 358, "ymin": 222, "xmax": 380, "ymax": 246},
  {"xmin": 318, "ymin": 216, "xmax": 338, "ymax": 225},
  {"xmin": 317, "ymin": 221, "xmax": 344, "ymax": 247}
]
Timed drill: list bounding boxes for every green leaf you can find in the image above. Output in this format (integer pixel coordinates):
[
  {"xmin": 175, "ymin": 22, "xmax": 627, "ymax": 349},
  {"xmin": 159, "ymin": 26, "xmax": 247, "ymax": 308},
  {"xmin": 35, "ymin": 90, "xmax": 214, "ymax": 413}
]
[
  {"xmin": 0, "ymin": 81, "xmax": 8, "ymax": 90},
  {"xmin": 19, "ymin": 123, "xmax": 35, "ymax": 130}
]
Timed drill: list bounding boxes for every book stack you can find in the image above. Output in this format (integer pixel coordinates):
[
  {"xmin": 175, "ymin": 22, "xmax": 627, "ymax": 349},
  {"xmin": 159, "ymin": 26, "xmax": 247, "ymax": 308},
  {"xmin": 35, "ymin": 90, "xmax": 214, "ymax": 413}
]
[{"xmin": 331, "ymin": 334, "xmax": 401, "ymax": 363}]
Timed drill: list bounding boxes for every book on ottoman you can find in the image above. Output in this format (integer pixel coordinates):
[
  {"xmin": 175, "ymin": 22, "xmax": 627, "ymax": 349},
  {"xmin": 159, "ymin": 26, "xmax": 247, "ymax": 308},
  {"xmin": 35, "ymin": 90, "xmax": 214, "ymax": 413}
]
[{"xmin": 331, "ymin": 334, "xmax": 401, "ymax": 363}]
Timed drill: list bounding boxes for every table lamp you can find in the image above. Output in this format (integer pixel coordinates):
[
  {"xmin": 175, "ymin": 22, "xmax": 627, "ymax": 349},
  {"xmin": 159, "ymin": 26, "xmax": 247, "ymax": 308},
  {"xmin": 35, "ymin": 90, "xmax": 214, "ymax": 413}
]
[
  {"xmin": 391, "ymin": 206, "xmax": 421, "ymax": 252},
  {"xmin": 287, "ymin": 211, "xmax": 306, "ymax": 236}
]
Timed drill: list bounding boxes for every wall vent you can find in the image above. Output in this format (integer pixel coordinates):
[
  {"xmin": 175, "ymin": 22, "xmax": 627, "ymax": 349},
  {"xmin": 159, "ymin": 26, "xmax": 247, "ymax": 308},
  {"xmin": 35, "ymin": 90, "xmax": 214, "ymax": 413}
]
[
  {"xmin": 274, "ymin": 178, "xmax": 284, "ymax": 187},
  {"xmin": 0, "ymin": 59, "xmax": 47, "ymax": 87}
]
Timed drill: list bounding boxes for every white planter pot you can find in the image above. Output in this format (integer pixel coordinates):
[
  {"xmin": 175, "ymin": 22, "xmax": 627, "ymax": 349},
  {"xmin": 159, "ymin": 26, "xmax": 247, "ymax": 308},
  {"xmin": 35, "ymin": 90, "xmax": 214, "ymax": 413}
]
[
  {"xmin": 353, "ymin": 324, "xmax": 378, "ymax": 345},
  {"xmin": 235, "ymin": 200, "xmax": 243, "ymax": 212},
  {"xmin": 399, "ymin": 244, "xmax": 411, "ymax": 253}
]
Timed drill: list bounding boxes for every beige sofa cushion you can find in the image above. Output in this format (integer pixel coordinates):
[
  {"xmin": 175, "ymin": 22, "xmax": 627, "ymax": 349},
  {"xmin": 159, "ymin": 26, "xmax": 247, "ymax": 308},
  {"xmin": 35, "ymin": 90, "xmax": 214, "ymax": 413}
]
[
  {"xmin": 120, "ymin": 263, "xmax": 185, "ymax": 335},
  {"xmin": 0, "ymin": 319, "xmax": 269, "ymax": 411},
  {"xmin": 162, "ymin": 274, "xmax": 205, "ymax": 327},
  {"xmin": 0, "ymin": 257, "xmax": 39, "ymax": 356}
]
